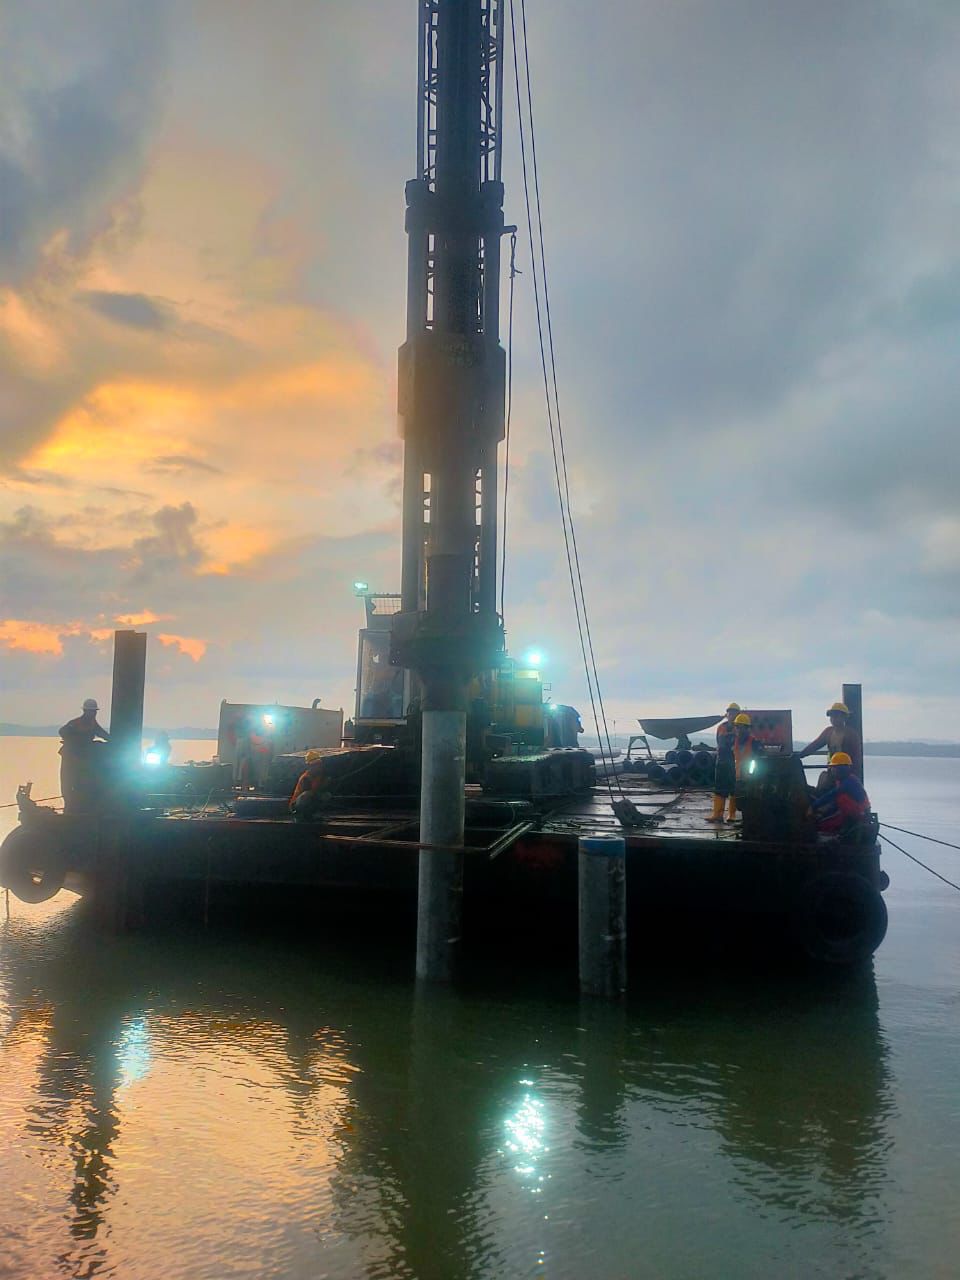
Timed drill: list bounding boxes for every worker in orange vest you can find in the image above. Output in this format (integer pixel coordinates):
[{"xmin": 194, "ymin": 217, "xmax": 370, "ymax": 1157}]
[{"xmin": 728, "ymin": 713, "xmax": 763, "ymax": 823}]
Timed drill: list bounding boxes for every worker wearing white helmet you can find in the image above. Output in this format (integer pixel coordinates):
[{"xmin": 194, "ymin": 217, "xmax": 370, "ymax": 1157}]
[{"xmin": 58, "ymin": 698, "xmax": 110, "ymax": 814}]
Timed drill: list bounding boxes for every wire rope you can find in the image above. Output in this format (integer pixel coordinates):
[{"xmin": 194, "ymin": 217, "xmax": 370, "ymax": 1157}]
[
  {"xmin": 507, "ymin": 0, "xmax": 625, "ymax": 803},
  {"xmin": 880, "ymin": 822, "xmax": 960, "ymax": 853},
  {"xmin": 880, "ymin": 832, "xmax": 960, "ymax": 894},
  {"xmin": 516, "ymin": 0, "xmax": 622, "ymax": 779},
  {"xmin": 499, "ymin": 230, "xmax": 519, "ymax": 620}
]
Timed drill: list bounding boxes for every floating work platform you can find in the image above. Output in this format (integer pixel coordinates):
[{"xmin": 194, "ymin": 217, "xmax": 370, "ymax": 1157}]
[{"xmin": 2, "ymin": 767, "xmax": 888, "ymax": 968}]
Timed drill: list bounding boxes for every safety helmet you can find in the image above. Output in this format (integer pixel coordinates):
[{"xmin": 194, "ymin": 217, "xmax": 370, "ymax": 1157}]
[
  {"xmin": 82, "ymin": 698, "xmax": 99, "ymax": 712},
  {"xmin": 725, "ymin": 702, "xmax": 741, "ymax": 712},
  {"xmin": 827, "ymin": 702, "xmax": 849, "ymax": 717},
  {"xmin": 734, "ymin": 713, "xmax": 751, "ymax": 726},
  {"xmin": 829, "ymin": 751, "xmax": 852, "ymax": 767}
]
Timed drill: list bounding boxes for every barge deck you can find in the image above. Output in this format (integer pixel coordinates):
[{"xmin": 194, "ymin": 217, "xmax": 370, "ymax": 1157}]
[{"xmin": 3, "ymin": 772, "xmax": 888, "ymax": 967}]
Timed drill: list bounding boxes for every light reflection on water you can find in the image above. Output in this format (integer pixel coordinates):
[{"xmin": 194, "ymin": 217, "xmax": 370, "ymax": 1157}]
[{"xmin": 0, "ymin": 751, "xmax": 959, "ymax": 1277}]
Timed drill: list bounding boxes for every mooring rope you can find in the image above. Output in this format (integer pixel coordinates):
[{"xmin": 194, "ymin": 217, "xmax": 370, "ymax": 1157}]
[
  {"xmin": 879, "ymin": 832, "xmax": 960, "ymax": 894},
  {"xmin": 879, "ymin": 822, "xmax": 960, "ymax": 854},
  {"xmin": 0, "ymin": 795, "xmax": 62, "ymax": 810}
]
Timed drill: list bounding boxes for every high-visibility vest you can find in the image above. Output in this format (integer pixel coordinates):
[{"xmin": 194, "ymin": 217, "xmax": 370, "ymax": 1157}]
[{"xmin": 733, "ymin": 733, "xmax": 759, "ymax": 780}]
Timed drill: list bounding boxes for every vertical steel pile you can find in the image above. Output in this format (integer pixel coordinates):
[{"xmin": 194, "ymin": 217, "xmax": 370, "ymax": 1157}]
[{"xmin": 392, "ymin": 0, "xmax": 507, "ymax": 981}]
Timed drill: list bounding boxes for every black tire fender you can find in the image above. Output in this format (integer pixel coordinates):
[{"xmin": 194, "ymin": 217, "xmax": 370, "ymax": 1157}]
[
  {"xmin": 0, "ymin": 825, "xmax": 67, "ymax": 904},
  {"xmin": 794, "ymin": 871, "xmax": 888, "ymax": 965}
]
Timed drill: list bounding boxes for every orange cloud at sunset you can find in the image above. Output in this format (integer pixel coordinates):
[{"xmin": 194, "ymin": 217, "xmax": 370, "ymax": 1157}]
[
  {"xmin": 0, "ymin": 620, "xmax": 114, "ymax": 656},
  {"xmin": 156, "ymin": 633, "xmax": 207, "ymax": 662},
  {"xmin": 114, "ymin": 611, "xmax": 169, "ymax": 626}
]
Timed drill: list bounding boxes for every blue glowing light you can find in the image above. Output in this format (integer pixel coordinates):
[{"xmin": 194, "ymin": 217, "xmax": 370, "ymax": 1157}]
[
  {"xmin": 144, "ymin": 751, "xmax": 162, "ymax": 766},
  {"xmin": 525, "ymin": 650, "xmax": 544, "ymax": 668}
]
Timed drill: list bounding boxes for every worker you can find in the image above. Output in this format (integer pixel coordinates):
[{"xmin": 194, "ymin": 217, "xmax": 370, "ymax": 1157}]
[
  {"xmin": 812, "ymin": 752, "xmax": 871, "ymax": 836},
  {"xmin": 798, "ymin": 701, "xmax": 862, "ymax": 783},
  {"xmin": 290, "ymin": 749, "xmax": 327, "ymax": 817},
  {"xmin": 706, "ymin": 702, "xmax": 740, "ymax": 823},
  {"xmin": 59, "ymin": 698, "xmax": 110, "ymax": 814},
  {"xmin": 728, "ymin": 713, "xmax": 763, "ymax": 823},
  {"xmin": 545, "ymin": 704, "xmax": 584, "ymax": 749},
  {"xmin": 235, "ymin": 712, "xmax": 274, "ymax": 791}
]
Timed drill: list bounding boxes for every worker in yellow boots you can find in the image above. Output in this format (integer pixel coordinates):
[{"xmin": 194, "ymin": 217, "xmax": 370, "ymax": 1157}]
[
  {"xmin": 729, "ymin": 713, "xmax": 764, "ymax": 820},
  {"xmin": 708, "ymin": 713, "xmax": 764, "ymax": 824},
  {"xmin": 706, "ymin": 702, "xmax": 740, "ymax": 822}
]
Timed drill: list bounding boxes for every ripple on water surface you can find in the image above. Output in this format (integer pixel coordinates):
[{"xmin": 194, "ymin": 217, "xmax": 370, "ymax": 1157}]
[{"xmin": 2, "ymin": 751, "xmax": 960, "ymax": 1278}]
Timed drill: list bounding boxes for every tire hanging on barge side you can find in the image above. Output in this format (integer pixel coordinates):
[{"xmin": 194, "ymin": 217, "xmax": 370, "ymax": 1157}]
[
  {"xmin": 793, "ymin": 871, "xmax": 888, "ymax": 965},
  {"xmin": 0, "ymin": 825, "xmax": 67, "ymax": 904}
]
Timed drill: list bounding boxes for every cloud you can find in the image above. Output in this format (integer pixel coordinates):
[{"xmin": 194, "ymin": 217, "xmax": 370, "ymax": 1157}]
[
  {"xmin": 157, "ymin": 632, "xmax": 206, "ymax": 662},
  {"xmin": 115, "ymin": 610, "xmax": 170, "ymax": 626},
  {"xmin": 2, "ymin": 0, "xmax": 959, "ymax": 739},
  {"xmin": 0, "ymin": 619, "xmax": 112, "ymax": 657},
  {"xmin": 0, "ymin": 1, "xmax": 168, "ymax": 286},
  {"xmin": 77, "ymin": 290, "xmax": 174, "ymax": 331},
  {"xmin": 128, "ymin": 502, "xmax": 203, "ymax": 577},
  {"xmin": 148, "ymin": 455, "xmax": 224, "ymax": 476}
]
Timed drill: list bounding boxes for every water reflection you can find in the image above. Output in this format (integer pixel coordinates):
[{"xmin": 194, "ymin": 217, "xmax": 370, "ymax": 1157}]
[{"xmin": 0, "ymin": 907, "xmax": 894, "ymax": 1279}]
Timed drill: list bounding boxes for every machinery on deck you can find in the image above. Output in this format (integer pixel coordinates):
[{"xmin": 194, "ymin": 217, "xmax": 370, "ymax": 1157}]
[{"xmin": 0, "ymin": 3, "xmax": 888, "ymax": 970}]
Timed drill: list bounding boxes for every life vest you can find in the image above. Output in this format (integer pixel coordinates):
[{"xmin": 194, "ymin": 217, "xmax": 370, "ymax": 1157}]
[
  {"xmin": 816, "ymin": 774, "xmax": 871, "ymax": 832},
  {"xmin": 733, "ymin": 732, "xmax": 759, "ymax": 779}
]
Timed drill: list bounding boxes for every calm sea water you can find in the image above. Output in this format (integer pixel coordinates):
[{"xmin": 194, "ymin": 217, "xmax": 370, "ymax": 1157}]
[{"xmin": 1, "ymin": 739, "xmax": 959, "ymax": 1280}]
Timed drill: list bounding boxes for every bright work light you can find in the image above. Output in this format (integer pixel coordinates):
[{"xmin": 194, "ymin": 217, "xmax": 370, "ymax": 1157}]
[
  {"xmin": 353, "ymin": 580, "xmax": 369, "ymax": 594},
  {"xmin": 525, "ymin": 650, "xmax": 543, "ymax": 668},
  {"xmin": 144, "ymin": 750, "xmax": 162, "ymax": 766}
]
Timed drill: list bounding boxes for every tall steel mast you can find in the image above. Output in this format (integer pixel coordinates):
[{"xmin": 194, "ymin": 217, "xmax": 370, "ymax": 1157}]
[{"xmin": 392, "ymin": 0, "xmax": 507, "ymax": 981}]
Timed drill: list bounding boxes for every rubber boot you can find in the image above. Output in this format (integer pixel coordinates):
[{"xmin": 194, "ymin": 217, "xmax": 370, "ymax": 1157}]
[
  {"xmin": 705, "ymin": 794, "xmax": 724, "ymax": 823},
  {"xmin": 726, "ymin": 796, "xmax": 738, "ymax": 823}
]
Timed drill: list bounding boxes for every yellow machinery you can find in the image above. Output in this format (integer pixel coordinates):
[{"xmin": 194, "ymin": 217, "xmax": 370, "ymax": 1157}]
[{"xmin": 352, "ymin": 588, "xmax": 547, "ymax": 756}]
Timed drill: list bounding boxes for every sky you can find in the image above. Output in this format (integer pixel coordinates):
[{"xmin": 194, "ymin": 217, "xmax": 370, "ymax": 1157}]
[{"xmin": 1, "ymin": 0, "xmax": 959, "ymax": 742}]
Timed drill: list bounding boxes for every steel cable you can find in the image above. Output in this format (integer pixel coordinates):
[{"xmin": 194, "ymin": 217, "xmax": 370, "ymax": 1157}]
[
  {"xmin": 507, "ymin": 0, "xmax": 625, "ymax": 804},
  {"xmin": 880, "ymin": 822, "xmax": 960, "ymax": 853},
  {"xmin": 499, "ymin": 230, "xmax": 519, "ymax": 621},
  {"xmin": 879, "ymin": 832, "xmax": 960, "ymax": 894}
]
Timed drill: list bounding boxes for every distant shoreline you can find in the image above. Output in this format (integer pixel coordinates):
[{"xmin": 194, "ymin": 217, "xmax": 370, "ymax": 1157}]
[
  {"xmin": 0, "ymin": 725, "xmax": 217, "ymax": 741},
  {"xmin": 582, "ymin": 737, "xmax": 960, "ymax": 759},
  {"xmin": 3, "ymin": 724, "xmax": 959, "ymax": 758}
]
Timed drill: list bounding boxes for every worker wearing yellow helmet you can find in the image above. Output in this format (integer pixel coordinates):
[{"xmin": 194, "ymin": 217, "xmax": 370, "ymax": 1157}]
[
  {"xmin": 706, "ymin": 702, "xmax": 742, "ymax": 823},
  {"xmin": 798, "ymin": 700, "xmax": 862, "ymax": 782},
  {"xmin": 811, "ymin": 752, "xmax": 871, "ymax": 835}
]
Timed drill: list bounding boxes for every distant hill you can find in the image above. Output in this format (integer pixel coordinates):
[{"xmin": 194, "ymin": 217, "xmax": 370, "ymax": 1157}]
[
  {"xmin": 587, "ymin": 733, "xmax": 960, "ymax": 759},
  {"xmin": 0, "ymin": 723, "xmax": 218, "ymax": 740},
  {"xmin": 3, "ymin": 722, "xmax": 959, "ymax": 757}
]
